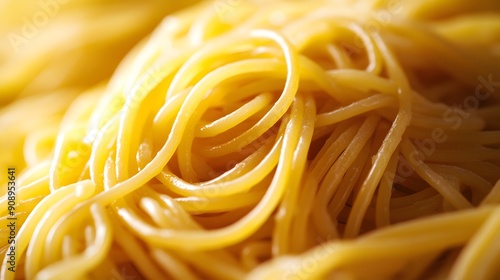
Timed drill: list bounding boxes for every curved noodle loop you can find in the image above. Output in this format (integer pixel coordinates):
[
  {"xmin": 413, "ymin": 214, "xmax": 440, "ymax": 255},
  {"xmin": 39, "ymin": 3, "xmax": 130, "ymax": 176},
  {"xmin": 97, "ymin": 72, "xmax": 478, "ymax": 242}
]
[{"xmin": 1, "ymin": 0, "xmax": 500, "ymax": 279}]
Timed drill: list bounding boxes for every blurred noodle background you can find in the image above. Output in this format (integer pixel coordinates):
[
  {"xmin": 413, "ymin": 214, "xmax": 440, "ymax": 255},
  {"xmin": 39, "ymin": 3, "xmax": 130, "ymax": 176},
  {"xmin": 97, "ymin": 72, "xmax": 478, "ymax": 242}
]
[{"xmin": 0, "ymin": 0, "xmax": 199, "ymax": 189}]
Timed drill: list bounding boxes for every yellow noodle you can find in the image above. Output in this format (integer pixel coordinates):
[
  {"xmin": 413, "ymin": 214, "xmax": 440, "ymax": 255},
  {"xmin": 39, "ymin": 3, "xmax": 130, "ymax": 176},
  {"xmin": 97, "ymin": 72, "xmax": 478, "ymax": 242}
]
[{"xmin": 1, "ymin": 0, "xmax": 500, "ymax": 279}]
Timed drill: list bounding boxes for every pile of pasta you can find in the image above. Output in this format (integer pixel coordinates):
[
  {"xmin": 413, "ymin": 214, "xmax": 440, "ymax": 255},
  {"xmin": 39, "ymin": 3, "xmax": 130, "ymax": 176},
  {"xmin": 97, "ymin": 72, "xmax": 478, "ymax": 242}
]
[
  {"xmin": 2, "ymin": 0, "xmax": 500, "ymax": 279},
  {"xmin": 0, "ymin": 0, "xmax": 199, "ymax": 184}
]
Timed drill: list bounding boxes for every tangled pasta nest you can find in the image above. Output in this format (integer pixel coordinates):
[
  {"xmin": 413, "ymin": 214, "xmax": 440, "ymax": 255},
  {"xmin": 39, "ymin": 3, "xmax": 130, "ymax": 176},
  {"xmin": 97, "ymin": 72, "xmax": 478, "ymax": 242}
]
[{"xmin": 1, "ymin": 0, "xmax": 500, "ymax": 279}]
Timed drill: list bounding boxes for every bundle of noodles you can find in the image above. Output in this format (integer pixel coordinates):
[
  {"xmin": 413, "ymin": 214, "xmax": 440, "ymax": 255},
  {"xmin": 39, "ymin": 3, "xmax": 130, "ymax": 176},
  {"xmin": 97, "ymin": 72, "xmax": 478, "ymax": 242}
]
[
  {"xmin": 0, "ymin": 0, "xmax": 200, "ymax": 186},
  {"xmin": 1, "ymin": 0, "xmax": 500, "ymax": 279}
]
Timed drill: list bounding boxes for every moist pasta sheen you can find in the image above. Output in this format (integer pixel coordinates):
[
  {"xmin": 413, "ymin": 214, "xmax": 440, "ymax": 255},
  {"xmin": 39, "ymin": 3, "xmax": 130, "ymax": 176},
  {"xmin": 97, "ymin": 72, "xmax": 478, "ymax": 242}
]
[{"xmin": 1, "ymin": 0, "xmax": 500, "ymax": 279}]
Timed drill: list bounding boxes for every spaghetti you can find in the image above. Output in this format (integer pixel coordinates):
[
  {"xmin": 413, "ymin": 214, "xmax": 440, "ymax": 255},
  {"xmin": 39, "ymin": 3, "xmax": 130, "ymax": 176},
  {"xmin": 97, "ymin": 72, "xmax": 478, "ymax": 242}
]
[{"xmin": 1, "ymin": 0, "xmax": 500, "ymax": 279}]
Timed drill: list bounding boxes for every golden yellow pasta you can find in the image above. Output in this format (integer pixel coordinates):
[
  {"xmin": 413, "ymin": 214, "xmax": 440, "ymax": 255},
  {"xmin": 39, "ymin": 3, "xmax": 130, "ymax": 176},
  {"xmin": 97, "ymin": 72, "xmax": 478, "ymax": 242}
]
[{"xmin": 1, "ymin": 0, "xmax": 500, "ymax": 279}]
